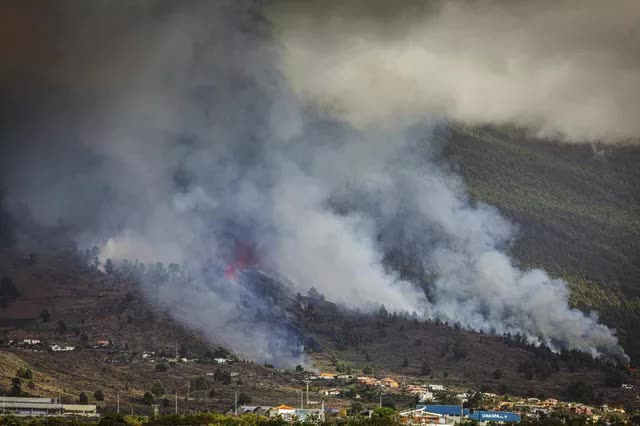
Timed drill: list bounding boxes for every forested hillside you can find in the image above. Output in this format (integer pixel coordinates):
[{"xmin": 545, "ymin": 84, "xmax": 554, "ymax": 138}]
[{"xmin": 445, "ymin": 126, "xmax": 640, "ymax": 363}]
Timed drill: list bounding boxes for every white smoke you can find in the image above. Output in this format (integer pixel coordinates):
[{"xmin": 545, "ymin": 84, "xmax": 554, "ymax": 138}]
[
  {"xmin": 267, "ymin": 0, "xmax": 640, "ymax": 143},
  {"xmin": 0, "ymin": 1, "xmax": 629, "ymax": 364}
]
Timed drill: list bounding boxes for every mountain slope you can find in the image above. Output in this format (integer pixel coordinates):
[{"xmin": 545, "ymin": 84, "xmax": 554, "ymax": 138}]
[{"xmin": 445, "ymin": 125, "xmax": 640, "ymax": 363}]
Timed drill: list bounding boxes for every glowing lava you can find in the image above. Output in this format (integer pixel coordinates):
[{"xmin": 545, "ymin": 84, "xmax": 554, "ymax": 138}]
[{"xmin": 224, "ymin": 243, "xmax": 258, "ymax": 279}]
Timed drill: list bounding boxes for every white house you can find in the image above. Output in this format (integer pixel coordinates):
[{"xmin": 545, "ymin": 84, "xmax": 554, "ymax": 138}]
[
  {"xmin": 428, "ymin": 384, "xmax": 445, "ymax": 391},
  {"xmin": 418, "ymin": 391, "xmax": 435, "ymax": 402},
  {"xmin": 270, "ymin": 405, "xmax": 297, "ymax": 421},
  {"xmin": 51, "ymin": 345, "xmax": 75, "ymax": 352}
]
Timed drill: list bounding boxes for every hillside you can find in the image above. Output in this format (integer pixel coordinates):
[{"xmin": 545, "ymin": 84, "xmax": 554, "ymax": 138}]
[
  {"xmin": 444, "ymin": 126, "xmax": 640, "ymax": 363},
  {"xmin": 0, "ymin": 245, "xmax": 639, "ymax": 414},
  {"xmin": 0, "ymin": 126, "xmax": 638, "ymax": 414},
  {"xmin": 0, "ymin": 247, "xmax": 341, "ymax": 415}
]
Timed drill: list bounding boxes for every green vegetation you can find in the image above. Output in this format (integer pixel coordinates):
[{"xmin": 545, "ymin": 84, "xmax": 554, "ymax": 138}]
[
  {"xmin": 16, "ymin": 367, "xmax": 33, "ymax": 380},
  {"xmin": 150, "ymin": 382, "xmax": 165, "ymax": 398},
  {"xmin": 446, "ymin": 125, "xmax": 640, "ymax": 362}
]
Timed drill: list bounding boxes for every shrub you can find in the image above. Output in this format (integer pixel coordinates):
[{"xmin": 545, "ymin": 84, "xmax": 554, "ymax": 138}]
[
  {"xmin": 372, "ymin": 407, "xmax": 396, "ymax": 418},
  {"xmin": 10, "ymin": 378, "xmax": 21, "ymax": 396},
  {"xmin": 98, "ymin": 413, "xmax": 127, "ymax": 426},
  {"xmin": 151, "ymin": 381, "xmax": 165, "ymax": 397},
  {"xmin": 16, "ymin": 367, "xmax": 33, "ymax": 380},
  {"xmin": 94, "ymin": 389, "xmax": 105, "ymax": 401},
  {"xmin": 237, "ymin": 393, "xmax": 251, "ymax": 405},
  {"xmin": 191, "ymin": 376, "xmax": 209, "ymax": 391}
]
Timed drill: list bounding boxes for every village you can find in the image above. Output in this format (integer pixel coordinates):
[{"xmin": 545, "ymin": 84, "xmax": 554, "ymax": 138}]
[{"xmin": 1, "ymin": 336, "xmax": 637, "ymax": 424}]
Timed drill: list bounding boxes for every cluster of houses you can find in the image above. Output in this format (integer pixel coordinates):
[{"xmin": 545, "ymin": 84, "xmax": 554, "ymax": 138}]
[
  {"xmin": 310, "ymin": 373, "xmax": 401, "ymax": 389},
  {"xmin": 398, "ymin": 400, "xmax": 630, "ymax": 425},
  {"xmin": 3, "ymin": 337, "xmax": 115, "ymax": 352},
  {"xmin": 306, "ymin": 372, "xmax": 633, "ymax": 424}
]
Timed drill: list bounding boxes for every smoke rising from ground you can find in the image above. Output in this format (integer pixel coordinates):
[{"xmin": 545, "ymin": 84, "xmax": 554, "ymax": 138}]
[
  {"xmin": 0, "ymin": 1, "xmax": 629, "ymax": 363},
  {"xmin": 268, "ymin": 0, "xmax": 640, "ymax": 143}
]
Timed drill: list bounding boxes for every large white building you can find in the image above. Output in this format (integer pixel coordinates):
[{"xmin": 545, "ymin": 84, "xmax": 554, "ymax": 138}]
[{"xmin": 0, "ymin": 396, "xmax": 97, "ymax": 417}]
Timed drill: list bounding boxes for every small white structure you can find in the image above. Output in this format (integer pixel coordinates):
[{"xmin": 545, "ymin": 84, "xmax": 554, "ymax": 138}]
[
  {"xmin": 51, "ymin": 345, "xmax": 75, "ymax": 352},
  {"xmin": 418, "ymin": 391, "xmax": 435, "ymax": 402},
  {"xmin": 214, "ymin": 358, "xmax": 228, "ymax": 364},
  {"xmin": 22, "ymin": 339, "xmax": 41, "ymax": 345},
  {"xmin": 428, "ymin": 384, "xmax": 445, "ymax": 391},
  {"xmin": 270, "ymin": 404, "xmax": 296, "ymax": 421}
]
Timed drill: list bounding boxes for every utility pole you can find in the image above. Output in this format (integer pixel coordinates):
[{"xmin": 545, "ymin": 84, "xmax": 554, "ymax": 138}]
[
  {"xmin": 117, "ymin": 392, "xmax": 120, "ymax": 414},
  {"xmin": 175, "ymin": 391, "xmax": 178, "ymax": 414},
  {"xmin": 234, "ymin": 392, "xmax": 238, "ymax": 415},
  {"xmin": 300, "ymin": 390, "xmax": 303, "ymax": 409},
  {"xmin": 303, "ymin": 379, "xmax": 310, "ymax": 408},
  {"xmin": 379, "ymin": 393, "xmax": 382, "ymax": 408}
]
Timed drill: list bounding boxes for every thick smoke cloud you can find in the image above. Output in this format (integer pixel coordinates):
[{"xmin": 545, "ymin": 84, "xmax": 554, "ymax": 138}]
[
  {"xmin": 0, "ymin": 1, "xmax": 629, "ymax": 364},
  {"xmin": 267, "ymin": 0, "xmax": 640, "ymax": 143}
]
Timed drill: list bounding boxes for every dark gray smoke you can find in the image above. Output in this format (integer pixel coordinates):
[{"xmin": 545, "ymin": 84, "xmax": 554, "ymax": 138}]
[
  {"xmin": 0, "ymin": 0, "xmax": 629, "ymax": 364},
  {"xmin": 268, "ymin": 0, "xmax": 640, "ymax": 143}
]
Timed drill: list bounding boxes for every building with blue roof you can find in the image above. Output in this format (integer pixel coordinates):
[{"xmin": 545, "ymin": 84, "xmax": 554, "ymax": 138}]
[{"xmin": 468, "ymin": 411, "xmax": 521, "ymax": 423}]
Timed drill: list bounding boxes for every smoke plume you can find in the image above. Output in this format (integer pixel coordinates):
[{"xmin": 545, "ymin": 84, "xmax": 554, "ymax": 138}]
[
  {"xmin": 268, "ymin": 0, "xmax": 640, "ymax": 143},
  {"xmin": 0, "ymin": 0, "xmax": 630, "ymax": 364}
]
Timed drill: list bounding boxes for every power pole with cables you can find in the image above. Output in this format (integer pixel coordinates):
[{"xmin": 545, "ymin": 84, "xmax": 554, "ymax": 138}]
[{"xmin": 303, "ymin": 379, "xmax": 310, "ymax": 408}]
